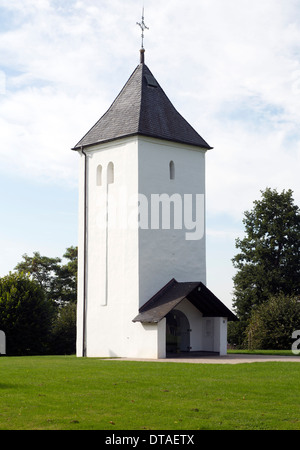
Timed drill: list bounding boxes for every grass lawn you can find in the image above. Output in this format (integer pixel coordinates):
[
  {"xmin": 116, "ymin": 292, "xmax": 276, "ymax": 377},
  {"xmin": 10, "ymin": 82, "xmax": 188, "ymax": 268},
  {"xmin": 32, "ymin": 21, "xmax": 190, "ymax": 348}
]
[{"xmin": 0, "ymin": 355, "xmax": 299, "ymax": 430}]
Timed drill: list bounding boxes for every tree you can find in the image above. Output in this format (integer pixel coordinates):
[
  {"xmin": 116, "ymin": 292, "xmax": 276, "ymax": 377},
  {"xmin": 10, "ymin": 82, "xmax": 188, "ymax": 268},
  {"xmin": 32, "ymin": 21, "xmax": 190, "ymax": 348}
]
[
  {"xmin": 0, "ymin": 272, "xmax": 54, "ymax": 355},
  {"xmin": 50, "ymin": 302, "xmax": 76, "ymax": 355},
  {"xmin": 232, "ymin": 188, "xmax": 300, "ymax": 323},
  {"xmin": 53, "ymin": 246, "xmax": 77, "ymax": 304},
  {"xmin": 247, "ymin": 294, "xmax": 300, "ymax": 350},
  {"xmin": 14, "ymin": 252, "xmax": 61, "ymax": 300},
  {"xmin": 15, "ymin": 247, "xmax": 78, "ymax": 305},
  {"xmin": 12, "ymin": 247, "xmax": 78, "ymax": 355}
]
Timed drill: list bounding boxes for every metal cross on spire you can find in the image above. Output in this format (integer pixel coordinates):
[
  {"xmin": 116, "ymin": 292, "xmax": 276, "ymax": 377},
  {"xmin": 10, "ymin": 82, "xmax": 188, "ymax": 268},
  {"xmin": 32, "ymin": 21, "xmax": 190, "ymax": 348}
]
[{"xmin": 136, "ymin": 7, "xmax": 149, "ymax": 49}]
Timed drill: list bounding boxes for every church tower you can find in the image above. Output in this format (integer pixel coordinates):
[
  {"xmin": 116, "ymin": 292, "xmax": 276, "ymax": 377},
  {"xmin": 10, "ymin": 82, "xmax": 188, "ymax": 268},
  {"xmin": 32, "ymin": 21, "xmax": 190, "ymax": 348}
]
[{"xmin": 73, "ymin": 45, "xmax": 236, "ymax": 358}]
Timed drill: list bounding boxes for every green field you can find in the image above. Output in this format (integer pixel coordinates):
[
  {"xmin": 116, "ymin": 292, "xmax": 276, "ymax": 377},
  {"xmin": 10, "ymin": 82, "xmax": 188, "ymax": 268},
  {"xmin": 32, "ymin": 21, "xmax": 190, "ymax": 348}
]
[{"xmin": 0, "ymin": 355, "xmax": 299, "ymax": 430}]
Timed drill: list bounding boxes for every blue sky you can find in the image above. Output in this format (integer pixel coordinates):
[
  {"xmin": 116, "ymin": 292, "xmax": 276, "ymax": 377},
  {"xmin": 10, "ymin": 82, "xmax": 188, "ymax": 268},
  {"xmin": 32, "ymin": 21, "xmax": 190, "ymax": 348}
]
[{"xmin": 0, "ymin": 0, "xmax": 300, "ymax": 310}]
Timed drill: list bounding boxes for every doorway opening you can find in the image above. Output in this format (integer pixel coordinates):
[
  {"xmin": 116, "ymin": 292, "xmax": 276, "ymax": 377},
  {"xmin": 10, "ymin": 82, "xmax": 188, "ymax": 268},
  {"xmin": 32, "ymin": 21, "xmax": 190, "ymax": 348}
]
[{"xmin": 166, "ymin": 309, "xmax": 190, "ymax": 354}]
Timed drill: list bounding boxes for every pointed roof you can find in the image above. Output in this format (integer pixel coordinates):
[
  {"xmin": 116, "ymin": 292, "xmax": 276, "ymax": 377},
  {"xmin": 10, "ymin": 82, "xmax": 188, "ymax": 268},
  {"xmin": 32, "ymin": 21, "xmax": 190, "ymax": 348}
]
[
  {"xmin": 73, "ymin": 61, "xmax": 212, "ymax": 150},
  {"xmin": 132, "ymin": 279, "xmax": 237, "ymax": 323}
]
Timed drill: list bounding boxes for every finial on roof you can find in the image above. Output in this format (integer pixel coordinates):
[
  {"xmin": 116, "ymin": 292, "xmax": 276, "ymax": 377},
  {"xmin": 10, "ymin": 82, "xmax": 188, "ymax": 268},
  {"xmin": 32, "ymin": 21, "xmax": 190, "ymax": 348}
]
[
  {"xmin": 136, "ymin": 7, "xmax": 149, "ymax": 63},
  {"xmin": 140, "ymin": 48, "xmax": 145, "ymax": 64}
]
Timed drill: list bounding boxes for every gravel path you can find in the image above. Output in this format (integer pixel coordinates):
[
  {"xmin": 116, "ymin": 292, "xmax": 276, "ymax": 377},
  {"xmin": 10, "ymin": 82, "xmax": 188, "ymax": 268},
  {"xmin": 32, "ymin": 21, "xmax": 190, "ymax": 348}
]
[{"xmin": 105, "ymin": 354, "xmax": 300, "ymax": 364}]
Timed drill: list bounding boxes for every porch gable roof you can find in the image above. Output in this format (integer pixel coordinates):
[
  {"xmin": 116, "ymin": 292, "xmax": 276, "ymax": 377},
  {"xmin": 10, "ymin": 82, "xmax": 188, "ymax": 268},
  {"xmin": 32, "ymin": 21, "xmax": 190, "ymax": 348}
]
[{"xmin": 132, "ymin": 278, "xmax": 237, "ymax": 324}]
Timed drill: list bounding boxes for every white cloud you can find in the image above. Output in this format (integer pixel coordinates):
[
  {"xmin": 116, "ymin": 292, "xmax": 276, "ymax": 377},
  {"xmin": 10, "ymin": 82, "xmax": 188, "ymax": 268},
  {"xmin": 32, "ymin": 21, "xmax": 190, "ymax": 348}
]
[
  {"xmin": 0, "ymin": 1, "xmax": 299, "ymax": 281},
  {"xmin": 0, "ymin": 1, "xmax": 299, "ymax": 191}
]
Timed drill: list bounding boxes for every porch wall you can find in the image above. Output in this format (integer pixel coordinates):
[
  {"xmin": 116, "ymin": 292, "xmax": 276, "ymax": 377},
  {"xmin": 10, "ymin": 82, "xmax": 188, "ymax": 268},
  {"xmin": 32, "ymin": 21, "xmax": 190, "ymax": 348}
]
[
  {"xmin": 172, "ymin": 299, "xmax": 228, "ymax": 355},
  {"xmin": 213, "ymin": 317, "xmax": 228, "ymax": 356}
]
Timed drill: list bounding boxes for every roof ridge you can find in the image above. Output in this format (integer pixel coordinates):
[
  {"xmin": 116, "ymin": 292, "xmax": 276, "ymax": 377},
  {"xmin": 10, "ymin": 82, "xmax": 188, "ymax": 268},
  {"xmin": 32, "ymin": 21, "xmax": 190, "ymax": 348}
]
[{"xmin": 137, "ymin": 63, "xmax": 146, "ymax": 134}]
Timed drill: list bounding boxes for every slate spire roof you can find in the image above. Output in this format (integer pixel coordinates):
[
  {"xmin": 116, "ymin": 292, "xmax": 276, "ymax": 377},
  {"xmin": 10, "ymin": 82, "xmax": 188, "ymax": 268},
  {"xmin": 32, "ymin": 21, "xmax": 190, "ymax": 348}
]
[{"xmin": 73, "ymin": 54, "xmax": 212, "ymax": 150}]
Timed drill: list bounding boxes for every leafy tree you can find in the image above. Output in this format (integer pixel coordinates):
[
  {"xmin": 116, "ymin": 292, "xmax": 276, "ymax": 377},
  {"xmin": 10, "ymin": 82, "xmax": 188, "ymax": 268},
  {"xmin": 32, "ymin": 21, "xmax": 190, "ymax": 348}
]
[
  {"xmin": 12, "ymin": 247, "xmax": 78, "ymax": 355},
  {"xmin": 0, "ymin": 272, "xmax": 54, "ymax": 355},
  {"xmin": 247, "ymin": 294, "xmax": 300, "ymax": 350},
  {"xmin": 232, "ymin": 188, "xmax": 300, "ymax": 322},
  {"xmin": 15, "ymin": 247, "xmax": 78, "ymax": 305},
  {"xmin": 15, "ymin": 252, "xmax": 61, "ymax": 299},
  {"xmin": 50, "ymin": 302, "xmax": 76, "ymax": 355},
  {"xmin": 53, "ymin": 246, "xmax": 77, "ymax": 304},
  {"xmin": 227, "ymin": 320, "xmax": 248, "ymax": 349}
]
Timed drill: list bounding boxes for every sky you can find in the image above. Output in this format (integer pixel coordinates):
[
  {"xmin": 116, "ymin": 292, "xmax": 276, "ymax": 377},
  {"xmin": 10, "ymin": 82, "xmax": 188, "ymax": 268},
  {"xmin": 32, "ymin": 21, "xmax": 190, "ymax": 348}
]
[{"xmin": 0, "ymin": 0, "xmax": 300, "ymax": 310}]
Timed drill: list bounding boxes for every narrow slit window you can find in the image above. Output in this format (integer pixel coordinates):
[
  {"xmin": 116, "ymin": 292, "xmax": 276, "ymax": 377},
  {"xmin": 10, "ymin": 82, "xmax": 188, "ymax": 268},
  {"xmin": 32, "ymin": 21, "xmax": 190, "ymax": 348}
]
[
  {"xmin": 107, "ymin": 162, "xmax": 114, "ymax": 184},
  {"xmin": 169, "ymin": 161, "xmax": 175, "ymax": 180},
  {"xmin": 97, "ymin": 165, "xmax": 102, "ymax": 186}
]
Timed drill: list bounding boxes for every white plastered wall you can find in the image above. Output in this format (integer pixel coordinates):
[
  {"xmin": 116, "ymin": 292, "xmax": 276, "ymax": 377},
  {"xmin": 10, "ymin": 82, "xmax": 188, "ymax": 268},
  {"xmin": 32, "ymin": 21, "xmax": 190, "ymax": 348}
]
[
  {"xmin": 213, "ymin": 317, "xmax": 228, "ymax": 356},
  {"xmin": 77, "ymin": 137, "xmax": 140, "ymax": 357},
  {"xmin": 77, "ymin": 137, "xmax": 165, "ymax": 358},
  {"xmin": 138, "ymin": 137, "xmax": 207, "ymax": 308}
]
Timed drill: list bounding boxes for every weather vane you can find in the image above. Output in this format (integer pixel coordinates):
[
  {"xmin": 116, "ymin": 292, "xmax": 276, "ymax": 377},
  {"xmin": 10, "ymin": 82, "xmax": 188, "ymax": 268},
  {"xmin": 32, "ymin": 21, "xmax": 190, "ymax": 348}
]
[{"xmin": 136, "ymin": 7, "xmax": 149, "ymax": 49}]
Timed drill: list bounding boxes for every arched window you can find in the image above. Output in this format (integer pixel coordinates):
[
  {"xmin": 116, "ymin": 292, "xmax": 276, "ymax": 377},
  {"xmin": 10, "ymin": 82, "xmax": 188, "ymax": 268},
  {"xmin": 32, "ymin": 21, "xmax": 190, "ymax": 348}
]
[
  {"xmin": 169, "ymin": 161, "xmax": 175, "ymax": 180},
  {"xmin": 96, "ymin": 165, "xmax": 102, "ymax": 186},
  {"xmin": 107, "ymin": 162, "xmax": 114, "ymax": 184}
]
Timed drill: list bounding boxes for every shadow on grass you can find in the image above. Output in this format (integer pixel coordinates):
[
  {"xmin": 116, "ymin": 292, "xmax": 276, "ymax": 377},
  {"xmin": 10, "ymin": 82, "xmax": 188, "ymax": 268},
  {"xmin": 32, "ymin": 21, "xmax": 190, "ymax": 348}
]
[{"xmin": 0, "ymin": 383, "xmax": 26, "ymax": 389}]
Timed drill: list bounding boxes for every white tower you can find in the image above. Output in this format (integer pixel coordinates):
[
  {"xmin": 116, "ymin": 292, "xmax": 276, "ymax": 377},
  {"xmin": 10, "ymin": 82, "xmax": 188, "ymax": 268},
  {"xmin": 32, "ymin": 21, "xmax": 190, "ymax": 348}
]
[{"xmin": 73, "ymin": 49, "xmax": 236, "ymax": 359}]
